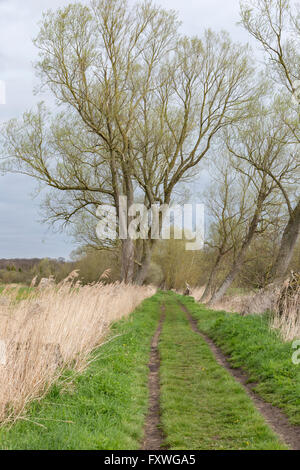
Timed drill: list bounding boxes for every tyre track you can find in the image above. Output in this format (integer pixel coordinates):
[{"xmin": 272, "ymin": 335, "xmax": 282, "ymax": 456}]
[
  {"xmin": 180, "ymin": 302, "xmax": 300, "ymax": 451},
  {"xmin": 142, "ymin": 305, "xmax": 166, "ymax": 450}
]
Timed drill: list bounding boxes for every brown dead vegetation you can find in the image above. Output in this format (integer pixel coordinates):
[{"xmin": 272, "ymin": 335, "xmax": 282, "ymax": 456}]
[{"xmin": 0, "ymin": 279, "xmax": 155, "ymax": 424}]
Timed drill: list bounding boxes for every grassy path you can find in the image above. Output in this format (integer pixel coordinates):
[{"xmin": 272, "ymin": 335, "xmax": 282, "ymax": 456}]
[
  {"xmin": 182, "ymin": 297, "xmax": 300, "ymax": 427},
  {"xmin": 0, "ymin": 291, "xmax": 290, "ymax": 450},
  {"xmin": 159, "ymin": 293, "xmax": 286, "ymax": 450}
]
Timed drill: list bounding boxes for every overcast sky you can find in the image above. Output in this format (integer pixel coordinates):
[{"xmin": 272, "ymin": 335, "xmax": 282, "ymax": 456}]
[{"xmin": 0, "ymin": 0, "xmax": 253, "ymax": 259}]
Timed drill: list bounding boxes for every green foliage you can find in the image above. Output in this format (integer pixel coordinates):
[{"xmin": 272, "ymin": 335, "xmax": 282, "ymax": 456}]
[
  {"xmin": 72, "ymin": 247, "xmax": 121, "ymax": 284},
  {"xmin": 151, "ymin": 239, "xmax": 206, "ymax": 289}
]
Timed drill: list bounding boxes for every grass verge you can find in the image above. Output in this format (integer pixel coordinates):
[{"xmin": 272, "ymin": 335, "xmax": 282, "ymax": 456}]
[
  {"xmin": 0, "ymin": 293, "xmax": 162, "ymax": 450},
  {"xmin": 182, "ymin": 296, "xmax": 300, "ymax": 426},
  {"xmin": 159, "ymin": 293, "xmax": 287, "ymax": 450},
  {"xmin": 0, "ymin": 285, "xmax": 33, "ymax": 300}
]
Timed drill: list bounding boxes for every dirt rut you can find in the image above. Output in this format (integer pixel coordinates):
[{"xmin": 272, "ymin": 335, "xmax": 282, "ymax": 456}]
[
  {"xmin": 180, "ymin": 302, "xmax": 300, "ymax": 451},
  {"xmin": 142, "ymin": 306, "xmax": 166, "ymax": 450}
]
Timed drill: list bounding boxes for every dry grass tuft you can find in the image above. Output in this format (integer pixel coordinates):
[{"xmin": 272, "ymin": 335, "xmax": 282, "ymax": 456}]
[
  {"xmin": 209, "ymin": 294, "xmax": 253, "ymax": 313},
  {"xmin": 271, "ymin": 272, "xmax": 300, "ymax": 341},
  {"xmin": 241, "ymin": 284, "xmax": 280, "ymax": 316},
  {"xmin": 0, "ymin": 280, "xmax": 155, "ymax": 425},
  {"xmin": 99, "ymin": 269, "xmax": 112, "ymax": 281},
  {"xmin": 190, "ymin": 286, "xmax": 205, "ymax": 303},
  {"xmin": 207, "ymin": 285, "xmax": 280, "ymax": 315}
]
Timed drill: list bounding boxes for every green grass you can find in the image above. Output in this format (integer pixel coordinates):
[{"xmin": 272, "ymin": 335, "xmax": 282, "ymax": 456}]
[
  {"xmin": 15, "ymin": 286, "xmax": 34, "ymax": 300},
  {"xmin": 182, "ymin": 296, "xmax": 300, "ymax": 426},
  {"xmin": 159, "ymin": 294, "xmax": 287, "ymax": 450},
  {"xmin": 0, "ymin": 285, "xmax": 33, "ymax": 300},
  {"xmin": 0, "ymin": 293, "xmax": 163, "ymax": 450},
  {"xmin": 0, "ymin": 291, "xmax": 291, "ymax": 450}
]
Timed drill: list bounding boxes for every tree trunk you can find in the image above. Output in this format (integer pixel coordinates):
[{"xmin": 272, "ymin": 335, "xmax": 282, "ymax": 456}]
[
  {"xmin": 200, "ymin": 252, "xmax": 223, "ymax": 302},
  {"xmin": 208, "ymin": 257, "xmax": 245, "ymax": 305},
  {"xmin": 209, "ymin": 187, "xmax": 266, "ymax": 305},
  {"xmin": 271, "ymin": 199, "xmax": 300, "ymax": 281},
  {"xmin": 134, "ymin": 241, "xmax": 152, "ymax": 285},
  {"xmin": 120, "ymin": 170, "xmax": 135, "ymax": 283},
  {"xmin": 121, "ymin": 238, "xmax": 135, "ymax": 283}
]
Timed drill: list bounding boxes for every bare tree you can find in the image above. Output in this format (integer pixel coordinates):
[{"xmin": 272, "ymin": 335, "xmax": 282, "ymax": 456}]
[
  {"xmin": 1, "ymin": 0, "xmax": 258, "ymax": 283},
  {"xmin": 200, "ymin": 162, "xmax": 252, "ymax": 302},
  {"xmin": 1, "ymin": 0, "xmax": 180, "ymax": 282},
  {"xmin": 131, "ymin": 30, "xmax": 261, "ymax": 283},
  {"xmin": 210, "ymin": 106, "xmax": 294, "ymax": 304},
  {"xmin": 240, "ymin": 0, "xmax": 300, "ymax": 280}
]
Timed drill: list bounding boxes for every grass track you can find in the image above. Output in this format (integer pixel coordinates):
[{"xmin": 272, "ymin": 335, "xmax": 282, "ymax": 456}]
[
  {"xmin": 182, "ymin": 296, "xmax": 300, "ymax": 426},
  {"xmin": 159, "ymin": 294, "xmax": 287, "ymax": 450}
]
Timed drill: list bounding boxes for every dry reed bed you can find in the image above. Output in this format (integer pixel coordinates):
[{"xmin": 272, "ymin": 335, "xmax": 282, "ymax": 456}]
[
  {"xmin": 271, "ymin": 296, "xmax": 300, "ymax": 341},
  {"xmin": 189, "ymin": 286, "xmax": 205, "ymax": 303},
  {"xmin": 271, "ymin": 275, "xmax": 300, "ymax": 342},
  {"xmin": 0, "ymin": 282, "xmax": 156, "ymax": 424}
]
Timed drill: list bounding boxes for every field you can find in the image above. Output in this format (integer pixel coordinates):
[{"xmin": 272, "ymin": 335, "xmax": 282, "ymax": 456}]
[{"xmin": 0, "ymin": 288, "xmax": 299, "ymax": 450}]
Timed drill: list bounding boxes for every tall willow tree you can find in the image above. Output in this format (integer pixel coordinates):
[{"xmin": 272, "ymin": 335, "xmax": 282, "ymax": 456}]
[
  {"xmin": 209, "ymin": 104, "xmax": 296, "ymax": 304},
  {"xmin": 241, "ymin": 0, "xmax": 300, "ymax": 280},
  {"xmin": 1, "ymin": 0, "xmax": 258, "ymax": 282}
]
